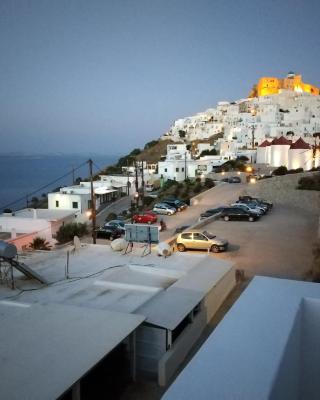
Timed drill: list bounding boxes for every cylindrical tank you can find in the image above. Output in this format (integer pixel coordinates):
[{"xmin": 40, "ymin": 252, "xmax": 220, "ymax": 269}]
[
  {"xmin": 0, "ymin": 241, "xmax": 17, "ymax": 259},
  {"xmin": 157, "ymin": 242, "xmax": 171, "ymax": 257},
  {"xmin": 288, "ymin": 149, "xmax": 313, "ymax": 170}
]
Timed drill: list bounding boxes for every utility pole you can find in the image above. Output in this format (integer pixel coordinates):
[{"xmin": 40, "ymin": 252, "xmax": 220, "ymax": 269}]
[
  {"xmin": 134, "ymin": 160, "xmax": 139, "ymax": 209},
  {"xmin": 141, "ymin": 160, "xmax": 145, "ymax": 207},
  {"xmin": 251, "ymin": 125, "xmax": 256, "ymax": 164},
  {"xmin": 88, "ymin": 159, "xmax": 96, "ymax": 244},
  {"xmin": 184, "ymin": 152, "xmax": 187, "ymax": 180}
]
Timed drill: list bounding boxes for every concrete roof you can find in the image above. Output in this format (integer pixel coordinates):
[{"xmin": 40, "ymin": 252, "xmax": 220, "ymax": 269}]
[
  {"xmin": 137, "ymin": 258, "xmax": 232, "ymax": 329},
  {"xmin": 163, "ymin": 276, "xmax": 320, "ymax": 400},
  {"xmin": 9, "ymin": 208, "xmax": 76, "ymax": 220},
  {"xmin": 0, "ymin": 301, "xmax": 144, "ymax": 400},
  {"xmin": 0, "ymin": 245, "xmax": 233, "ymax": 328}
]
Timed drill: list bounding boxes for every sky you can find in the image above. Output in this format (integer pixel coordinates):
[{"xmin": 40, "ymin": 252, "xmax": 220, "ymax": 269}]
[{"xmin": 0, "ymin": 0, "xmax": 319, "ymax": 155}]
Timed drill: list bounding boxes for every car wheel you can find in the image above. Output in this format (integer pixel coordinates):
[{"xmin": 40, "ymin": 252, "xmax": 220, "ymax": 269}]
[
  {"xmin": 177, "ymin": 243, "xmax": 186, "ymax": 252},
  {"xmin": 211, "ymin": 245, "xmax": 220, "ymax": 253},
  {"xmin": 248, "ymin": 216, "xmax": 254, "ymax": 222},
  {"xmin": 167, "ymin": 212, "xmax": 171, "ymax": 215},
  {"xmin": 224, "ymin": 215, "xmax": 230, "ymax": 221}
]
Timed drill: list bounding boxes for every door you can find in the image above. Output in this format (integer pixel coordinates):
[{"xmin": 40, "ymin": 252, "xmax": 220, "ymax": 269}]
[{"xmin": 192, "ymin": 233, "xmax": 210, "ymax": 250}]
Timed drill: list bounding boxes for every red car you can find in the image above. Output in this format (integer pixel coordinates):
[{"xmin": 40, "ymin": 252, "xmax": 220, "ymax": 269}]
[{"xmin": 132, "ymin": 211, "xmax": 157, "ymax": 224}]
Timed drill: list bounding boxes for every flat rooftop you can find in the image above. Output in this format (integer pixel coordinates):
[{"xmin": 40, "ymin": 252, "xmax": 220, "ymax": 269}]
[
  {"xmin": 0, "ymin": 301, "xmax": 144, "ymax": 400},
  {"xmin": 0, "ymin": 244, "xmax": 233, "ymax": 329},
  {"xmin": 4, "ymin": 208, "xmax": 76, "ymax": 220},
  {"xmin": 163, "ymin": 276, "xmax": 320, "ymax": 400}
]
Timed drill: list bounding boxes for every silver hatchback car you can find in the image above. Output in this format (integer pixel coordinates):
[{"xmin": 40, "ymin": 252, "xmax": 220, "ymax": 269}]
[
  {"xmin": 176, "ymin": 230, "xmax": 228, "ymax": 253},
  {"xmin": 153, "ymin": 202, "xmax": 176, "ymax": 215}
]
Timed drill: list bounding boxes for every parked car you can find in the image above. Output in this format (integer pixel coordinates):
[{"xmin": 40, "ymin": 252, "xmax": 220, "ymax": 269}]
[
  {"xmin": 153, "ymin": 203, "xmax": 176, "ymax": 215},
  {"xmin": 176, "ymin": 230, "xmax": 228, "ymax": 253},
  {"xmin": 96, "ymin": 226, "xmax": 123, "ymax": 240},
  {"xmin": 104, "ymin": 219, "xmax": 126, "ymax": 233},
  {"xmin": 161, "ymin": 199, "xmax": 188, "ymax": 211},
  {"xmin": 199, "ymin": 206, "xmax": 225, "ymax": 221},
  {"xmin": 132, "ymin": 211, "xmax": 157, "ymax": 224},
  {"xmin": 238, "ymin": 196, "xmax": 273, "ymax": 210},
  {"xmin": 221, "ymin": 176, "xmax": 241, "ymax": 183},
  {"xmin": 231, "ymin": 202, "xmax": 264, "ymax": 216},
  {"xmin": 228, "ymin": 176, "xmax": 242, "ymax": 183},
  {"xmin": 175, "ymin": 225, "xmax": 190, "ymax": 234},
  {"xmin": 220, "ymin": 207, "xmax": 259, "ymax": 222}
]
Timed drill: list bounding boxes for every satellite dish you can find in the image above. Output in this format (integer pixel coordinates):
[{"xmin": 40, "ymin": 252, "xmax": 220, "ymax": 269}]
[{"xmin": 73, "ymin": 236, "xmax": 81, "ymax": 251}]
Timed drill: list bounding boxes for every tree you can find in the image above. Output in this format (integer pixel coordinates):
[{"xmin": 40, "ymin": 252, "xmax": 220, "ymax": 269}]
[
  {"xmin": 29, "ymin": 237, "xmax": 51, "ymax": 250},
  {"xmin": 272, "ymin": 166, "xmax": 288, "ymax": 176},
  {"xmin": 144, "ymin": 140, "xmax": 159, "ymax": 150},
  {"xmin": 55, "ymin": 223, "xmax": 88, "ymax": 244}
]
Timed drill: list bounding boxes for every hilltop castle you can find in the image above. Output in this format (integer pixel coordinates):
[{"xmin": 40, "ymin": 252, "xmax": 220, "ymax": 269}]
[{"xmin": 249, "ymin": 72, "xmax": 319, "ymax": 97}]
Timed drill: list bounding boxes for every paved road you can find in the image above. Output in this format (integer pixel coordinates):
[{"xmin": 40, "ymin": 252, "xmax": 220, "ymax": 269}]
[
  {"xmin": 158, "ymin": 183, "xmax": 245, "ymax": 241},
  {"xmin": 96, "ymin": 195, "xmax": 133, "ymax": 226}
]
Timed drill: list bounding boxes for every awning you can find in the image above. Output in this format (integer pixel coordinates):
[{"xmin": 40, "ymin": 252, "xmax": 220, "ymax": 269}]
[{"xmin": 94, "ymin": 187, "xmax": 117, "ymax": 195}]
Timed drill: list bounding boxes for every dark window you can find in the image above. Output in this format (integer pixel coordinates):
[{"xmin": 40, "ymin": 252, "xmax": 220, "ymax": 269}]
[
  {"xmin": 181, "ymin": 233, "xmax": 192, "ymax": 240},
  {"xmin": 55, "ymin": 200, "xmax": 59, "ymax": 207},
  {"xmin": 182, "ymin": 167, "xmax": 185, "ymax": 172},
  {"xmin": 176, "ymin": 168, "xmax": 179, "ymax": 172},
  {"xmin": 164, "ymin": 168, "xmax": 167, "ymax": 172},
  {"xmin": 72, "ymin": 202, "xmax": 78, "ymax": 209},
  {"xmin": 193, "ymin": 233, "xmax": 207, "ymax": 241}
]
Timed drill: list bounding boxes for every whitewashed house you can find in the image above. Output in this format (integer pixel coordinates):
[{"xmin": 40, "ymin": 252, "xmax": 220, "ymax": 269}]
[{"xmin": 0, "ymin": 208, "xmax": 76, "ymax": 250}]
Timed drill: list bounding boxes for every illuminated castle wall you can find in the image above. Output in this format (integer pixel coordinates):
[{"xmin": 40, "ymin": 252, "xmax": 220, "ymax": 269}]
[{"xmin": 250, "ymin": 73, "xmax": 319, "ymax": 97}]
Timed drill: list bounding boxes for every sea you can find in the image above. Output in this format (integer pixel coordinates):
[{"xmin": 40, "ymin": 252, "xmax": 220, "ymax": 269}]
[{"xmin": 0, "ymin": 154, "xmax": 118, "ymax": 211}]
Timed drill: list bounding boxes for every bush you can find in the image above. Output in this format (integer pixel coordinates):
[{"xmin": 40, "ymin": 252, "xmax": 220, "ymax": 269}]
[
  {"xmin": 297, "ymin": 174, "xmax": 320, "ymax": 191},
  {"xmin": 55, "ymin": 223, "xmax": 88, "ymax": 244},
  {"xmin": 29, "ymin": 237, "xmax": 51, "ymax": 250},
  {"xmin": 287, "ymin": 168, "xmax": 303, "ymax": 174},
  {"xmin": 105, "ymin": 212, "xmax": 117, "ymax": 222},
  {"xmin": 193, "ymin": 183, "xmax": 202, "ymax": 194},
  {"xmin": 311, "ymin": 242, "xmax": 320, "ymax": 282},
  {"xmin": 204, "ymin": 178, "xmax": 215, "ymax": 188},
  {"xmin": 272, "ymin": 166, "xmax": 288, "ymax": 176}
]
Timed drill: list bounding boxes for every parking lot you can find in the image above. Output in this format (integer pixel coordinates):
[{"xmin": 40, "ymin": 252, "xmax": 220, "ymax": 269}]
[{"xmin": 196, "ymin": 204, "xmax": 317, "ymax": 279}]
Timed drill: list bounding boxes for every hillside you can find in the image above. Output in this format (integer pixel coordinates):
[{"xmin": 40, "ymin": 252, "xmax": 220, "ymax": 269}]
[{"xmin": 135, "ymin": 139, "xmax": 175, "ymax": 163}]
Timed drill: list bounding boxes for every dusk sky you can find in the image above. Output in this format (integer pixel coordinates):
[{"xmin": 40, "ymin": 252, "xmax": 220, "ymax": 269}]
[{"xmin": 1, "ymin": 0, "xmax": 319, "ymax": 155}]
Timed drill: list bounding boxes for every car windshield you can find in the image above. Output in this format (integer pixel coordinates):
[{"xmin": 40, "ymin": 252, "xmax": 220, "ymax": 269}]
[{"xmin": 203, "ymin": 231, "xmax": 216, "ymax": 239}]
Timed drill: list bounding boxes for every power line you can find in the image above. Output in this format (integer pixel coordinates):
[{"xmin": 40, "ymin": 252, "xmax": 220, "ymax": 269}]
[{"xmin": 0, "ymin": 160, "xmax": 88, "ymax": 210}]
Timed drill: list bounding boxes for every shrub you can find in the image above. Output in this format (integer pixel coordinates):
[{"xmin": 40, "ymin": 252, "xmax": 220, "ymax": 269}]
[
  {"xmin": 272, "ymin": 166, "xmax": 288, "ymax": 176},
  {"xmin": 55, "ymin": 223, "xmax": 88, "ymax": 244},
  {"xmin": 204, "ymin": 178, "xmax": 215, "ymax": 188},
  {"xmin": 297, "ymin": 174, "xmax": 320, "ymax": 191},
  {"xmin": 29, "ymin": 237, "xmax": 51, "ymax": 250},
  {"xmin": 311, "ymin": 242, "xmax": 320, "ymax": 282},
  {"xmin": 105, "ymin": 212, "xmax": 117, "ymax": 222},
  {"xmin": 193, "ymin": 183, "xmax": 202, "ymax": 194}
]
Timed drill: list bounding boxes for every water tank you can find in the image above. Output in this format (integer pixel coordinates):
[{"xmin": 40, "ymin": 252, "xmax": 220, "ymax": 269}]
[{"xmin": 0, "ymin": 241, "xmax": 17, "ymax": 259}]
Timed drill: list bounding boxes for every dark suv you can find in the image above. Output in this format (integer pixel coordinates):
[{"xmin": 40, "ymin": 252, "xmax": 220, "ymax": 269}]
[{"xmin": 220, "ymin": 207, "xmax": 259, "ymax": 222}]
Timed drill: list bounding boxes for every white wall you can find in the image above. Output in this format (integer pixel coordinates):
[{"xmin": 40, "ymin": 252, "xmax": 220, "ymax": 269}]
[{"xmin": 48, "ymin": 193, "xmax": 90, "ymax": 213}]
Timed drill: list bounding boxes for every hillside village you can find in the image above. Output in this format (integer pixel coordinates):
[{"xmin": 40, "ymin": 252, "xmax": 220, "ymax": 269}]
[
  {"xmin": 1, "ymin": 72, "xmax": 319, "ymax": 245},
  {"xmin": 0, "ymin": 73, "xmax": 320, "ymax": 400}
]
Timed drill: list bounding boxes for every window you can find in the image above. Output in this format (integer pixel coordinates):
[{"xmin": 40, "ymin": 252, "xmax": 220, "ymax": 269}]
[
  {"xmin": 164, "ymin": 168, "xmax": 167, "ymax": 172},
  {"xmin": 182, "ymin": 168, "xmax": 185, "ymax": 172},
  {"xmin": 181, "ymin": 233, "xmax": 192, "ymax": 240},
  {"xmin": 193, "ymin": 233, "xmax": 207, "ymax": 241},
  {"xmin": 55, "ymin": 200, "xmax": 59, "ymax": 208},
  {"xmin": 176, "ymin": 168, "xmax": 179, "ymax": 172},
  {"xmin": 72, "ymin": 202, "xmax": 78, "ymax": 209}
]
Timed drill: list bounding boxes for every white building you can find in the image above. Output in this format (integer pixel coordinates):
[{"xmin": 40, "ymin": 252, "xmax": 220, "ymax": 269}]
[
  {"xmin": 0, "ymin": 208, "xmax": 76, "ymax": 249},
  {"xmin": 163, "ymin": 276, "xmax": 320, "ymax": 400},
  {"xmin": 256, "ymin": 136, "xmax": 317, "ymax": 170},
  {"xmin": 0, "ymin": 245, "xmax": 236, "ymax": 398},
  {"xmin": 160, "ymin": 89, "xmax": 320, "ymax": 168}
]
